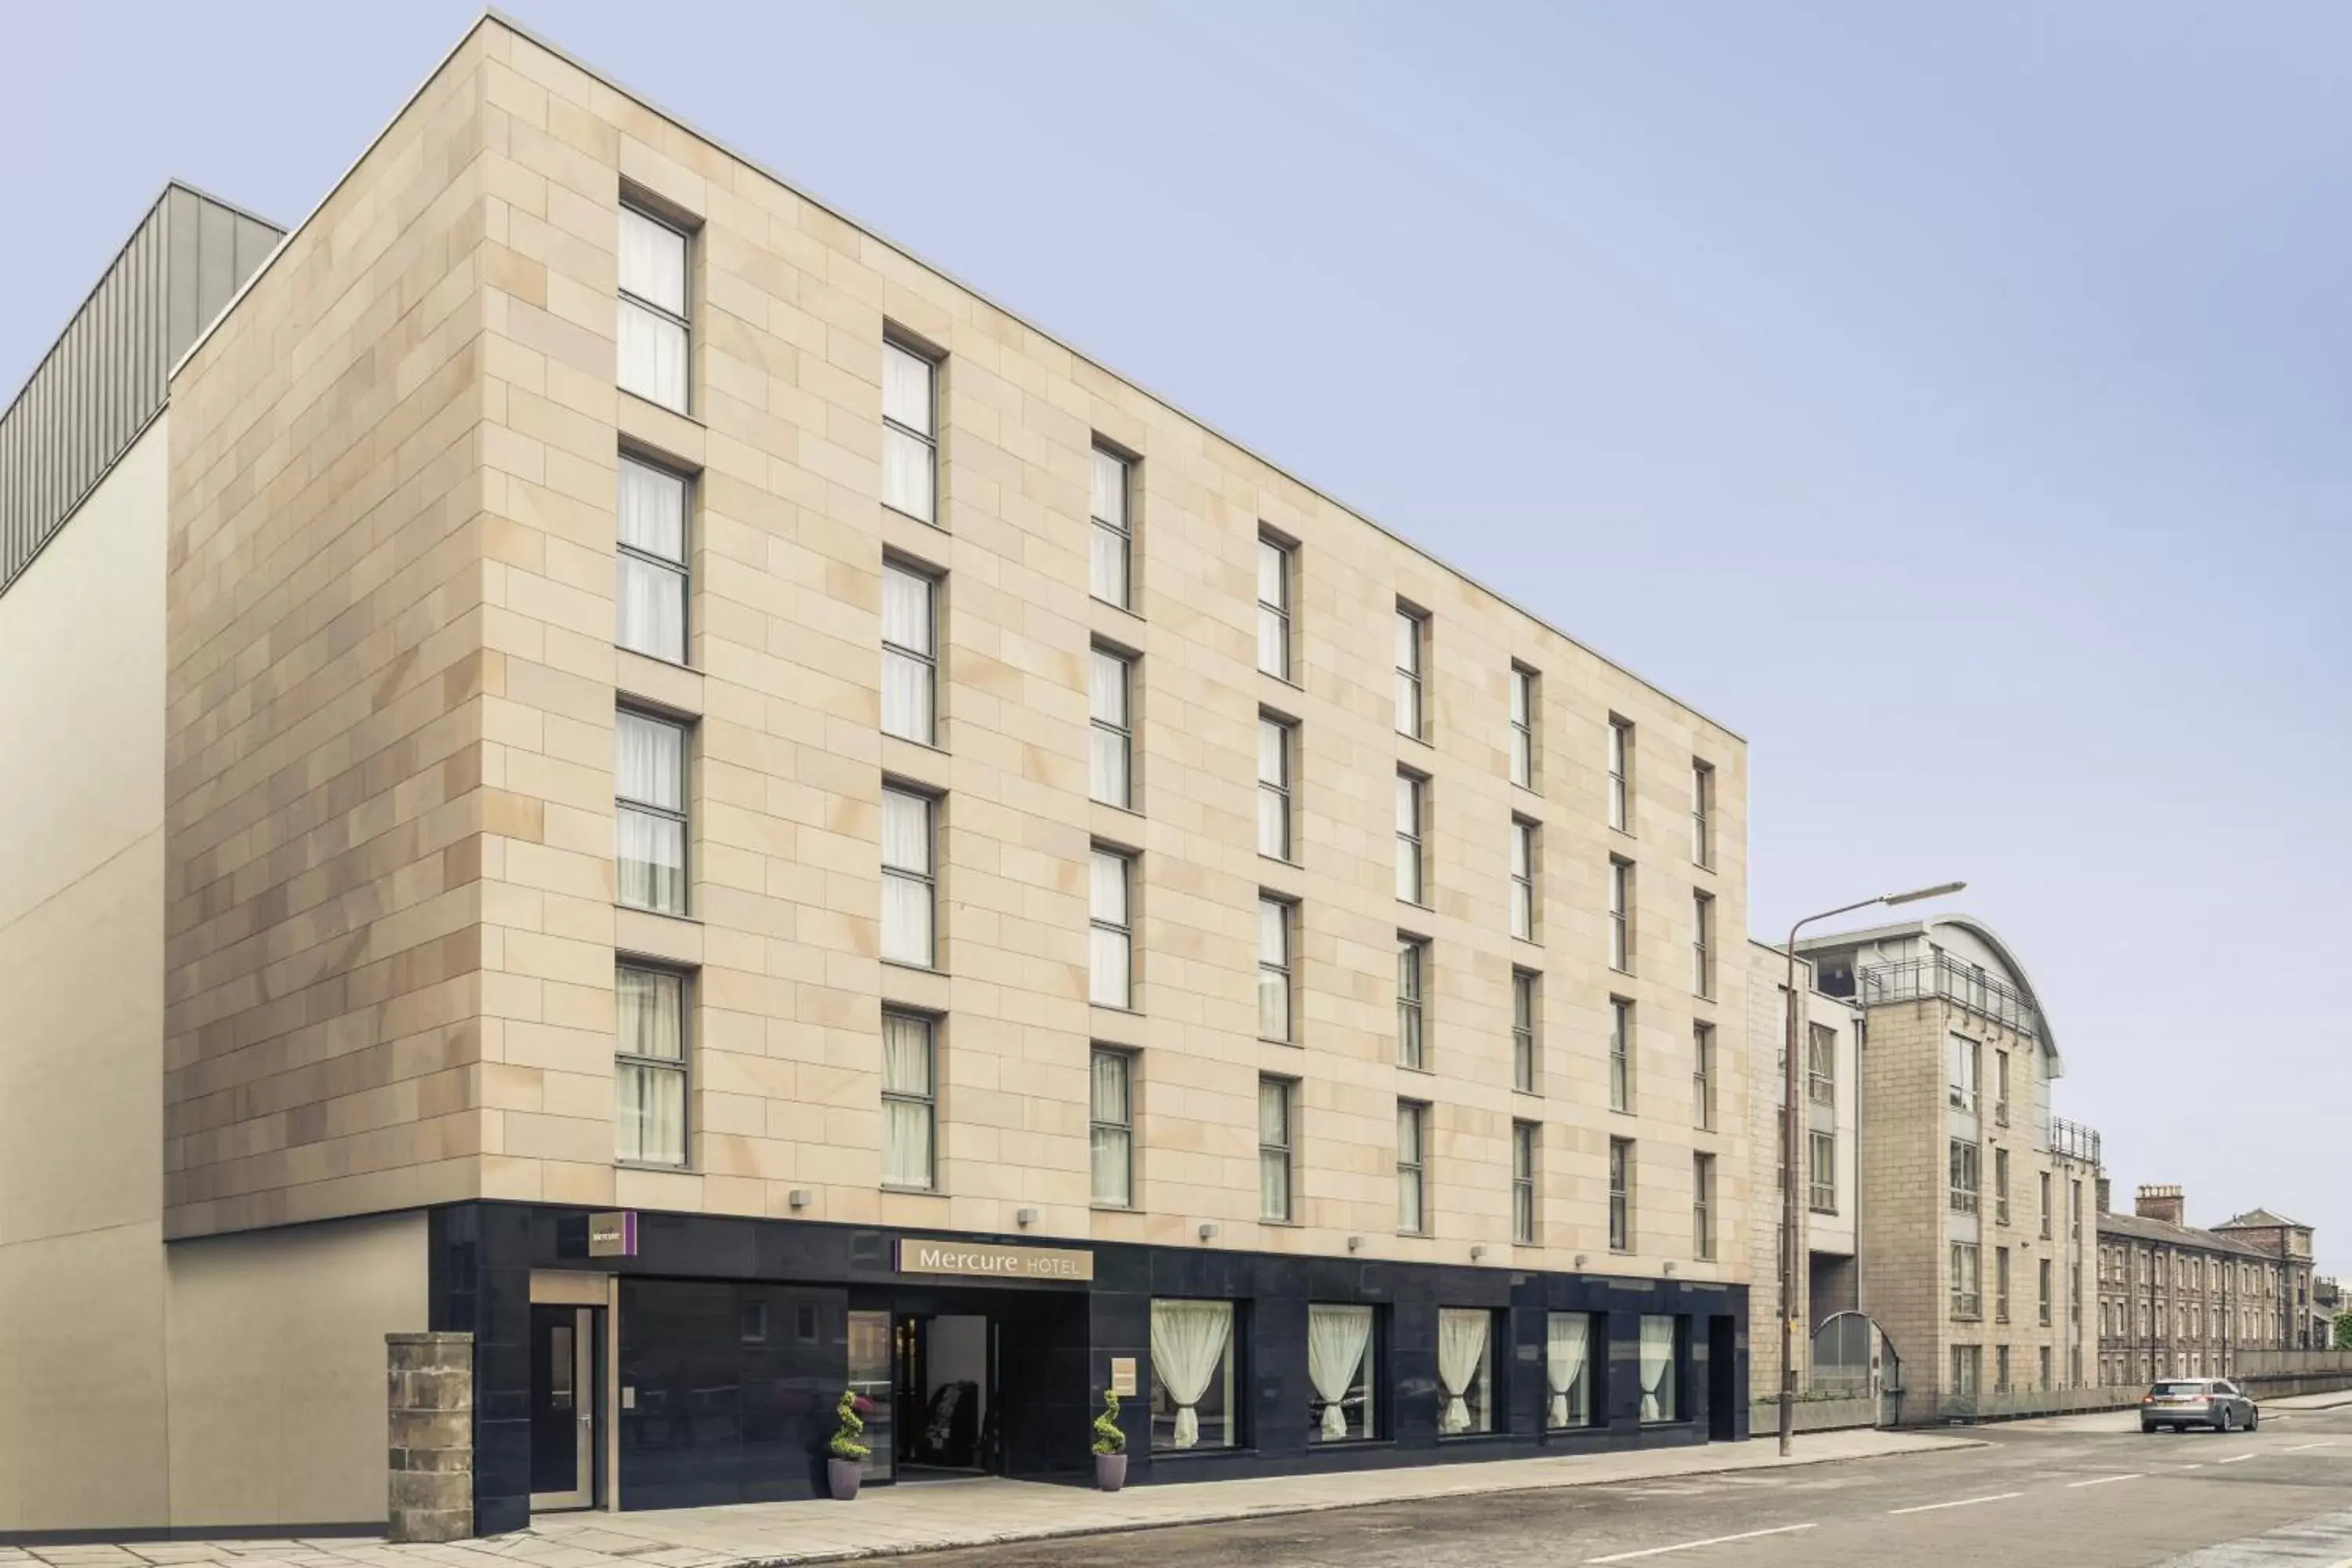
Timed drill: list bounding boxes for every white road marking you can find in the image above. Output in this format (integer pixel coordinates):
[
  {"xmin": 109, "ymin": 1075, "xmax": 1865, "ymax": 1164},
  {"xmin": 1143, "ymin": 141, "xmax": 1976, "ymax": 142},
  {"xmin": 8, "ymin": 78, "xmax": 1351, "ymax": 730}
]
[
  {"xmin": 2180, "ymin": 1462, "xmax": 2206, "ymax": 1468},
  {"xmin": 2218, "ymin": 1452, "xmax": 2257, "ymax": 1465},
  {"xmin": 1887, "ymin": 1492, "xmax": 2024, "ymax": 1515},
  {"xmin": 1584, "ymin": 1523, "xmax": 1818, "ymax": 1563},
  {"xmin": 2067, "ymin": 1473, "xmax": 2144, "ymax": 1488},
  {"xmin": 2285, "ymin": 1441, "xmax": 2337, "ymax": 1452}
]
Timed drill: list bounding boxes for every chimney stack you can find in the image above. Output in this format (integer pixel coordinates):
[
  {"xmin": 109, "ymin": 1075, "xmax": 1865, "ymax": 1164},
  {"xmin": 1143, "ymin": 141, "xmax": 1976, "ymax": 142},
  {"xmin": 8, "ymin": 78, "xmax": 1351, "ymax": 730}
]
[
  {"xmin": 2096, "ymin": 1177, "xmax": 2111, "ymax": 1214},
  {"xmin": 2136, "ymin": 1184, "xmax": 2185, "ymax": 1225}
]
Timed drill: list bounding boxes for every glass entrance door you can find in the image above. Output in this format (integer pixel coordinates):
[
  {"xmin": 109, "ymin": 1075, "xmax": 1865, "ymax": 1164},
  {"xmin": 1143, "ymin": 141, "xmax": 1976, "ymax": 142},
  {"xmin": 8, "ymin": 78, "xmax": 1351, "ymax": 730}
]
[{"xmin": 530, "ymin": 1305, "xmax": 599, "ymax": 1511}]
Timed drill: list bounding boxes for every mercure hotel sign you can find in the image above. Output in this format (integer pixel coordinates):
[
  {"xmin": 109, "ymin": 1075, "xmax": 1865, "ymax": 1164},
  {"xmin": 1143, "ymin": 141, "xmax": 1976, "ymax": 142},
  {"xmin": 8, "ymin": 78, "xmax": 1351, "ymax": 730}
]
[{"xmin": 896, "ymin": 1239, "xmax": 1094, "ymax": 1282}]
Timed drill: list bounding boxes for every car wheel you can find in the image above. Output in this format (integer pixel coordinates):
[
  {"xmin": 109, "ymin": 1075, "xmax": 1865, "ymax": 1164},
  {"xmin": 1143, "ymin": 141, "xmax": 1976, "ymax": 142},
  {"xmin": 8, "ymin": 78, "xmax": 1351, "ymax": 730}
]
[
  {"xmin": 2248, "ymin": 1408, "xmax": 2259, "ymax": 1431},
  {"xmin": 2216, "ymin": 1408, "xmax": 2234, "ymax": 1434},
  {"xmin": 2140, "ymin": 1422, "xmax": 2158, "ymax": 1434}
]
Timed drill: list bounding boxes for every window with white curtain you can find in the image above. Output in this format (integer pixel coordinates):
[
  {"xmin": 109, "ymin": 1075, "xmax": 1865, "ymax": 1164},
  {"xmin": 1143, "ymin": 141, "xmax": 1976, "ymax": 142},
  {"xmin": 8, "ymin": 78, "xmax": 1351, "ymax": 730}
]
[
  {"xmin": 1396, "ymin": 1099, "xmax": 1428, "ymax": 1233},
  {"xmin": 1690, "ymin": 758, "xmax": 1715, "ymax": 867},
  {"xmin": 1396, "ymin": 935, "xmax": 1427, "ymax": 1069},
  {"xmin": 1509, "ymin": 666, "xmax": 1537, "ymax": 789},
  {"xmin": 1638, "ymin": 1315, "xmax": 1681, "ymax": 1421},
  {"xmin": 880, "ymin": 339, "xmax": 937, "ymax": 524},
  {"xmin": 616, "ymin": 455, "xmax": 688, "ymax": 662},
  {"xmin": 1693, "ymin": 1152, "xmax": 1716, "ymax": 1261},
  {"xmin": 880, "ymin": 1011, "xmax": 935, "ymax": 1189},
  {"xmin": 880, "ymin": 787, "xmax": 935, "ymax": 968},
  {"xmin": 615, "ymin": 964, "xmax": 688, "ymax": 1165},
  {"xmin": 1395, "ymin": 770, "xmax": 1425, "ymax": 903},
  {"xmin": 1436, "ymin": 1308, "xmax": 1496, "ymax": 1435},
  {"xmin": 1545, "ymin": 1312, "xmax": 1595, "ymax": 1428},
  {"xmin": 1510, "ymin": 818, "xmax": 1538, "ymax": 941},
  {"xmin": 1257, "ymin": 895, "xmax": 1293, "ymax": 1042},
  {"xmin": 1610, "ymin": 997, "xmax": 1634, "ymax": 1113},
  {"xmin": 618, "ymin": 204, "xmax": 690, "ymax": 412},
  {"xmin": 1512, "ymin": 1121, "xmax": 1537, "ymax": 1245},
  {"xmin": 880, "ymin": 561, "xmax": 937, "ymax": 745},
  {"xmin": 1257, "ymin": 535, "xmax": 1293, "ymax": 680},
  {"xmin": 1608, "ymin": 856, "xmax": 1632, "ymax": 971},
  {"xmin": 616, "ymin": 709, "xmax": 688, "ymax": 915},
  {"xmin": 1607, "ymin": 717, "xmax": 1633, "ymax": 831},
  {"xmin": 1257, "ymin": 713, "xmax": 1293, "ymax": 860},
  {"xmin": 1610, "ymin": 1137, "xmax": 1633, "ymax": 1252},
  {"xmin": 1258, "ymin": 1076, "xmax": 1294, "ymax": 1223},
  {"xmin": 1089, "ymin": 445, "xmax": 1132, "ymax": 608},
  {"xmin": 1692, "ymin": 890, "xmax": 1715, "ymax": 997},
  {"xmin": 1149, "ymin": 1299, "xmax": 1235, "ymax": 1450},
  {"xmin": 1090, "ymin": 1047, "xmax": 1133, "ymax": 1207},
  {"xmin": 1693, "ymin": 1022, "xmax": 1714, "ymax": 1131},
  {"xmin": 1088, "ymin": 645, "xmax": 1133, "ymax": 808},
  {"xmin": 1394, "ymin": 605, "xmax": 1425, "ymax": 739},
  {"xmin": 1512, "ymin": 969, "xmax": 1538, "ymax": 1094},
  {"xmin": 1307, "ymin": 1303, "xmax": 1377, "ymax": 1442},
  {"xmin": 1088, "ymin": 848, "xmax": 1131, "ymax": 1009}
]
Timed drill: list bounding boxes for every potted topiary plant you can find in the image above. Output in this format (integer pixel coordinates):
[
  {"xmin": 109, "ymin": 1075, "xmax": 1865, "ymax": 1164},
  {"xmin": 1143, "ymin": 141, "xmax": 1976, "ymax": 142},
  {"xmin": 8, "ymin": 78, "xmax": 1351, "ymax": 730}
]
[
  {"xmin": 827, "ymin": 1389, "xmax": 869, "ymax": 1501},
  {"xmin": 1091, "ymin": 1387, "xmax": 1127, "ymax": 1491}
]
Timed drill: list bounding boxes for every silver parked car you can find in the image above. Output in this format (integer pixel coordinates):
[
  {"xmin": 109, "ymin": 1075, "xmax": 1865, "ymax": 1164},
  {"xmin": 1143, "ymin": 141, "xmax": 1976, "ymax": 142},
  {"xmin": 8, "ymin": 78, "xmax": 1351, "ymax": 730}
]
[{"xmin": 2140, "ymin": 1377, "xmax": 2259, "ymax": 1433}]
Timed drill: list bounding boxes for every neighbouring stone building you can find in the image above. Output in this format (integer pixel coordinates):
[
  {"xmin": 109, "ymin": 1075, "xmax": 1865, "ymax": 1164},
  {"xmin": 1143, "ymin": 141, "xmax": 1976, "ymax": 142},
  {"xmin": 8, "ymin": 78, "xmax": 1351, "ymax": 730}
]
[
  {"xmin": 2096, "ymin": 1185, "xmax": 2313, "ymax": 1384},
  {"xmin": 0, "ymin": 13, "xmax": 1762, "ymax": 1540},
  {"xmin": 2210, "ymin": 1209, "xmax": 2322, "ymax": 1352}
]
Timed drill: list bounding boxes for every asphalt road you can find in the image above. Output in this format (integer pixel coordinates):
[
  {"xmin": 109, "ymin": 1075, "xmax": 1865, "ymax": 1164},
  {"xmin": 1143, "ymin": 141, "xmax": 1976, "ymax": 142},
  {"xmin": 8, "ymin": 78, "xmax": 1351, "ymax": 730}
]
[{"xmin": 902, "ymin": 1404, "xmax": 2352, "ymax": 1568}]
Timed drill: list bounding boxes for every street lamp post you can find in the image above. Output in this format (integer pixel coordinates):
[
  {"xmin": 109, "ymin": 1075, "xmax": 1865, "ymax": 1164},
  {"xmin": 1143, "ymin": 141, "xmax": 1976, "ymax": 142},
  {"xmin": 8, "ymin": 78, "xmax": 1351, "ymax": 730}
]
[{"xmin": 1778, "ymin": 880, "xmax": 1965, "ymax": 1457}]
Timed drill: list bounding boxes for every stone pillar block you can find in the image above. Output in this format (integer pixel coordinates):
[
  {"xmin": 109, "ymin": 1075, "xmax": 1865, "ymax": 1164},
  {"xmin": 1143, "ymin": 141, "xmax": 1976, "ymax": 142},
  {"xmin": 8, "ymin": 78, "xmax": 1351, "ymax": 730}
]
[{"xmin": 389, "ymin": 1331, "xmax": 475, "ymax": 1541}]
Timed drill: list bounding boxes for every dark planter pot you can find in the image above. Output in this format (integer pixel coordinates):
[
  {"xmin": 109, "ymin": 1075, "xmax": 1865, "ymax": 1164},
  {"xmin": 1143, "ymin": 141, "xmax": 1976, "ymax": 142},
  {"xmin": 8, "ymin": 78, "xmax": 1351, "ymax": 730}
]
[
  {"xmin": 1094, "ymin": 1451, "xmax": 1128, "ymax": 1492},
  {"xmin": 827, "ymin": 1457, "xmax": 862, "ymax": 1501}
]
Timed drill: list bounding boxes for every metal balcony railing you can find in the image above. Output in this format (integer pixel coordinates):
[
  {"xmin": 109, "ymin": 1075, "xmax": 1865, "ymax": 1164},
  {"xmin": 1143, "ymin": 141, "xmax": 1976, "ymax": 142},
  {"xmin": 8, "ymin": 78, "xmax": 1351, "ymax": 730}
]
[
  {"xmin": 1859, "ymin": 953, "xmax": 2042, "ymax": 1038},
  {"xmin": 2051, "ymin": 1116, "xmax": 2102, "ymax": 1167}
]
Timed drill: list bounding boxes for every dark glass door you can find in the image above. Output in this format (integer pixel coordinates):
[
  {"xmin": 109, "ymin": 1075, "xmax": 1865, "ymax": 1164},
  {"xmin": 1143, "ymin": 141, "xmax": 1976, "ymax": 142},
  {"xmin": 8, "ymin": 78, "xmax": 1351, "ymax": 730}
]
[
  {"xmin": 1707, "ymin": 1315, "xmax": 1738, "ymax": 1441},
  {"xmin": 530, "ymin": 1305, "xmax": 597, "ymax": 1509}
]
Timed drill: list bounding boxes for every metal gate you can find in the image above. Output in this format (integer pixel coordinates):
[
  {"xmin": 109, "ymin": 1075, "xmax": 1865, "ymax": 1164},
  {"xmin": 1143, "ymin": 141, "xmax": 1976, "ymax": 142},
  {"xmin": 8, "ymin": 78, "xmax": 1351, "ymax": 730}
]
[{"xmin": 1813, "ymin": 1311, "xmax": 1904, "ymax": 1427}]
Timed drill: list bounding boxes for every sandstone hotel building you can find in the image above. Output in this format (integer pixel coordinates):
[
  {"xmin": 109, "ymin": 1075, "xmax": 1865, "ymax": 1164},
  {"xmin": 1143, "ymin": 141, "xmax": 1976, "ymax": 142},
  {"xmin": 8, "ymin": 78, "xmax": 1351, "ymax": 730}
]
[{"xmin": 0, "ymin": 15, "xmax": 1757, "ymax": 1538}]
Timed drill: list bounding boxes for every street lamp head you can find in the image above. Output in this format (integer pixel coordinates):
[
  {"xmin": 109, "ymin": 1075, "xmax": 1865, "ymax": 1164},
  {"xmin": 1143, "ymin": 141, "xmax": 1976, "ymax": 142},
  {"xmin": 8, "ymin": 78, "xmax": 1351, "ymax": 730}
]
[{"xmin": 1884, "ymin": 880, "xmax": 1966, "ymax": 906}]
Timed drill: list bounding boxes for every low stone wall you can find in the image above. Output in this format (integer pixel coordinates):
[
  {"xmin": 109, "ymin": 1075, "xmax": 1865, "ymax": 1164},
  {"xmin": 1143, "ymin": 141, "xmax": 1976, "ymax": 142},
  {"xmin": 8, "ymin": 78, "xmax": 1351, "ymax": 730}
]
[
  {"xmin": 387, "ymin": 1332, "xmax": 474, "ymax": 1542},
  {"xmin": 1918, "ymin": 1374, "xmax": 2352, "ymax": 1427},
  {"xmin": 1752, "ymin": 1393, "xmax": 1880, "ymax": 1433}
]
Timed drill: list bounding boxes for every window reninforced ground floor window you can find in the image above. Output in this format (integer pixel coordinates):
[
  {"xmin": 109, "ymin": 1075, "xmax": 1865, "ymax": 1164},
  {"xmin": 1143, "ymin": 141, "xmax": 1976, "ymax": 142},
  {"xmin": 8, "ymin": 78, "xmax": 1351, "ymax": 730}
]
[
  {"xmin": 1638, "ymin": 1314, "xmax": 1682, "ymax": 1422},
  {"xmin": 1308, "ymin": 1303, "xmax": 1378, "ymax": 1442},
  {"xmin": 615, "ymin": 963, "xmax": 687, "ymax": 1165},
  {"xmin": 1951, "ymin": 1344, "xmax": 1982, "ymax": 1397},
  {"xmin": 1149, "ymin": 1298, "xmax": 1236, "ymax": 1451},
  {"xmin": 1436, "ymin": 1308, "xmax": 1498, "ymax": 1435},
  {"xmin": 1546, "ymin": 1312, "xmax": 1597, "ymax": 1428}
]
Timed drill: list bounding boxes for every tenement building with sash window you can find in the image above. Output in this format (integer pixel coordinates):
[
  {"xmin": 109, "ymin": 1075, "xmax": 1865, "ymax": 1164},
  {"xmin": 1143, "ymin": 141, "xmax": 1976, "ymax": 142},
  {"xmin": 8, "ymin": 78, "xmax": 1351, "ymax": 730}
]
[{"xmin": 0, "ymin": 15, "xmax": 1756, "ymax": 1541}]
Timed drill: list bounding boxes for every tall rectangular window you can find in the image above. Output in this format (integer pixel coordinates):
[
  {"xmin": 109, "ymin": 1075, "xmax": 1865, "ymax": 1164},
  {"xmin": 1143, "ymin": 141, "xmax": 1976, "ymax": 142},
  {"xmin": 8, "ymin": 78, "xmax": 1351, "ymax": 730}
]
[
  {"xmin": 615, "ymin": 964, "xmax": 687, "ymax": 1166},
  {"xmin": 1949, "ymin": 1138, "xmax": 1980, "ymax": 1214},
  {"xmin": 1994, "ymin": 1148, "xmax": 2011, "ymax": 1224},
  {"xmin": 1690, "ymin": 759, "xmax": 1714, "ymax": 867},
  {"xmin": 880, "ymin": 1011, "xmax": 935, "ymax": 1189},
  {"xmin": 1396, "ymin": 935, "xmax": 1427, "ymax": 1069},
  {"xmin": 1951, "ymin": 1242, "xmax": 1981, "ymax": 1318},
  {"xmin": 616, "ymin": 709, "xmax": 688, "ymax": 914},
  {"xmin": 2040, "ymin": 1171, "xmax": 2053, "ymax": 1238},
  {"xmin": 1258, "ymin": 1076, "xmax": 1294, "ymax": 1223},
  {"xmin": 1088, "ymin": 645, "xmax": 1133, "ymax": 808},
  {"xmin": 1693, "ymin": 1152, "xmax": 1716, "ymax": 1260},
  {"xmin": 1512, "ymin": 969, "xmax": 1539, "ymax": 1094},
  {"xmin": 616, "ymin": 455, "xmax": 688, "ymax": 662},
  {"xmin": 1512, "ymin": 1121, "xmax": 1538, "ymax": 1244},
  {"xmin": 1994, "ymin": 1048, "xmax": 2011, "ymax": 1123},
  {"xmin": 1607, "ymin": 717, "xmax": 1632, "ymax": 832},
  {"xmin": 1508, "ymin": 666, "xmax": 1537, "ymax": 789},
  {"xmin": 1509, "ymin": 818, "xmax": 1538, "ymax": 941},
  {"xmin": 880, "ymin": 786, "xmax": 936, "ymax": 968},
  {"xmin": 1089, "ymin": 446, "xmax": 1132, "ymax": 609},
  {"xmin": 1257, "ymin": 895, "xmax": 1294, "ymax": 1042},
  {"xmin": 1394, "ymin": 606, "xmax": 1425, "ymax": 739},
  {"xmin": 1395, "ymin": 771, "xmax": 1425, "ymax": 903},
  {"xmin": 1257, "ymin": 714, "xmax": 1293, "ymax": 860},
  {"xmin": 1089, "ymin": 848, "xmax": 1132, "ymax": 1009},
  {"xmin": 1608, "ymin": 856, "xmax": 1633, "ymax": 971},
  {"xmin": 1691, "ymin": 890, "xmax": 1714, "ymax": 996},
  {"xmin": 1609, "ymin": 1137, "xmax": 1633, "ymax": 1252},
  {"xmin": 1809, "ymin": 1131, "xmax": 1836, "ymax": 1214},
  {"xmin": 1396, "ymin": 1100, "xmax": 1428, "ymax": 1233},
  {"xmin": 880, "ymin": 561, "xmax": 938, "ymax": 745},
  {"xmin": 1996, "ymin": 1247, "xmax": 2012, "ymax": 1321},
  {"xmin": 1948, "ymin": 1033, "xmax": 1979, "ymax": 1112},
  {"xmin": 880, "ymin": 339, "xmax": 937, "ymax": 523},
  {"xmin": 1090, "ymin": 1047, "xmax": 1133, "ymax": 1207},
  {"xmin": 1692, "ymin": 1022, "xmax": 1714, "ymax": 1130},
  {"xmin": 1257, "ymin": 534, "xmax": 1293, "ymax": 679},
  {"xmin": 2038, "ymin": 1258, "xmax": 2054, "ymax": 1326},
  {"xmin": 1807, "ymin": 1022, "xmax": 1836, "ymax": 1106},
  {"xmin": 618, "ymin": 204, "xmax": 689, "ymax": 412},
  {"xmin": 1610, "ymin": 998, "xmax": 1634, "ymax": 1113}
]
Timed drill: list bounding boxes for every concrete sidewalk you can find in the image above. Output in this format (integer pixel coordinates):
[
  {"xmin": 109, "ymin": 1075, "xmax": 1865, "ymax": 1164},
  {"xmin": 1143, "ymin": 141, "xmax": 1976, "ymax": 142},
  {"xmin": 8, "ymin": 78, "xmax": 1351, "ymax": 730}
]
[{"xmin": 0, "ymin": 1428, "xmax": 1977, "ymax": 1568}]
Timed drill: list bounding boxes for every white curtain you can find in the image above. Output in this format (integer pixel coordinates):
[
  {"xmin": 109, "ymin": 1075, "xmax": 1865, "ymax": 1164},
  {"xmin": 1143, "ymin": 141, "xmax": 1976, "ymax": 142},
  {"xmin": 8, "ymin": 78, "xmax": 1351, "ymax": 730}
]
[
  {"xmin": 1308, "ymin": 1305, "xmax": 1372, "ymax": 1440},
  {"xmin": 1149, "ymin": 1301, "xmax": 1232, "ymax": 1450},
  {"xmin": 1089, "ymin": 1051, "xmax": 1131, "ymax": 1206},
  {"xmin": 883, "ymin": 341, "xmax": 934, "ymax": 435},
  {"xmin": 1088, "ymin": 650, "xmax": 1128, "ymax": 804},
  {"xmin": 1547, "ymin": 1314, "xmax": 1589, "ymax": 1428},
  {"xmin": 880, "ymin": 1013, "xmax": 933, "ymax": 1189},
  {"xmin": 1257, "ymin": 898, "xmax": 1289, "ymax": 1040},
  {"xmin": 1258, "ymin": 1079, "xmax": 1290, "ymax": 1221},
  {"xmin": 1436, "ymin": 1309, "xmax": 1490, "ymax": 1435},
  {"xmin": 617, "ymin": 458, "xmax": 685, "ymax": 560},
  {"xmin": 618, "ymin": 301, "xmax": 688, "ymax": 413},
  {"xmin": 1639, "ymin": 1315, "xmax": 1678, "ymax": 1421},
  {"xmin": 616, "ymin": 808, "xmax": 685, "ymax": 914},
  {"xmin": 616, "ymin": 967, "xmax": 682, "ymax": 1060},
  {"xmin": 1089, "ymin": 851, "xmax": 1128, "ymax": 1007},
  {"xmin": 619, "ymin": 207, "xmax": 686, "ymax": 312},
  {"xmin": 617, "ymin": 554, "xmax": 685, "ymax": 663},
  {"xmin": 880, "ymin": 564, "xmax": 935, "ymax": 741},
  {"xmin": 1090, "ymin": 448, "xmax": 1127, "ymax": 528}
]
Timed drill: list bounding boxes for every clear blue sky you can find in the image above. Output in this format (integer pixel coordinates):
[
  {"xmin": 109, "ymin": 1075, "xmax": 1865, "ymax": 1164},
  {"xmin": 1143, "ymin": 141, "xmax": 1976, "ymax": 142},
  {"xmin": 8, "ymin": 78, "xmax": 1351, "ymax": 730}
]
[{"xmin": 5, "ymin": 3, "xmax": 2346, "ymax": 1271}]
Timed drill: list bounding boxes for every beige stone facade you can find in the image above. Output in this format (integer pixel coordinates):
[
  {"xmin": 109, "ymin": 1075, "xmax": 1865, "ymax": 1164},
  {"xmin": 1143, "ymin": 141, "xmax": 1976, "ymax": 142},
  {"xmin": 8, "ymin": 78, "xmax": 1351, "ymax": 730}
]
[{"xmin": 155, "ymin": 15, "xmax": 1754, "ymax": 1278}]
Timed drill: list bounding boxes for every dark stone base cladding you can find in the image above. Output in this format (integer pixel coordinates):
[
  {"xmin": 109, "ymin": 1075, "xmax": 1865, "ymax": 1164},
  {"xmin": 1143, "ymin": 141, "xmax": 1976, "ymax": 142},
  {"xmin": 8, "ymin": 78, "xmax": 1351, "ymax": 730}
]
[{"xmin": 428, "ymin": 1202, "xmax": 1749, "ymax": 1526}]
